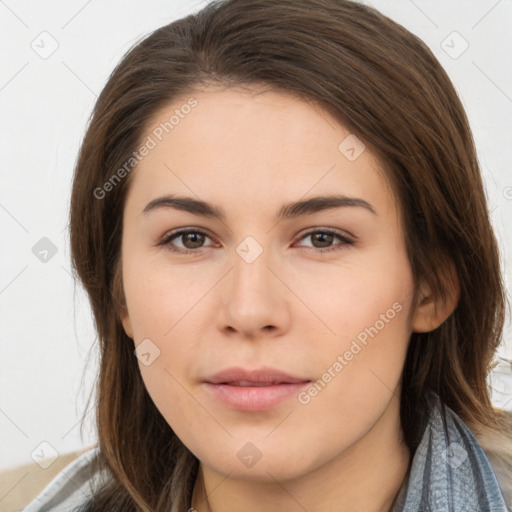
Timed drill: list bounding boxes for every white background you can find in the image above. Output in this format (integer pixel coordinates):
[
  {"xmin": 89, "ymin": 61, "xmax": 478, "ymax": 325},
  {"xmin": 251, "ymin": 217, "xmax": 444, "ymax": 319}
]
[{"xmin": 1, "ymin": 0, "xmax": 512, "ymax": 473}]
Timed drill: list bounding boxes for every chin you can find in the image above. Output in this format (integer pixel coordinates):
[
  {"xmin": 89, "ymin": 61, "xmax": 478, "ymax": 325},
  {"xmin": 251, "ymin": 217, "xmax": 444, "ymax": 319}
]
[{"xmin": 196, "ymin": 443, "xmax": 322, "ymax": 482}]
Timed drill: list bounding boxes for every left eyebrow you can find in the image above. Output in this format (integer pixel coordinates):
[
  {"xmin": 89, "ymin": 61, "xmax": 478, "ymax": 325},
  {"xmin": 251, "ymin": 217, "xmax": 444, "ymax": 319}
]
[
  {"xmin": 278, "ymin": 195, "xmax": 377, "ymax": 218},
  {"xmin": 141, "ymin": 194, "xmax": 377, "ymax": 219}
]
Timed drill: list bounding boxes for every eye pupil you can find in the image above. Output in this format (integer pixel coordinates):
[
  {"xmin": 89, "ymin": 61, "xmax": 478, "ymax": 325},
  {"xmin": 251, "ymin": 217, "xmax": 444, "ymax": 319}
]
[
  {"xmin": 184, "ymin": 232, "xmax": 204, "ymax": 248},
  {"xmin": 312, "ymin": 232, "xmax": 333, "ymax": 248}
]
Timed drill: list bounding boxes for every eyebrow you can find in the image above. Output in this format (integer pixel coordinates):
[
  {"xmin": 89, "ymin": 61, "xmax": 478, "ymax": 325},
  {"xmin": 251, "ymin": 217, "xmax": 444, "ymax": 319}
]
[{"xmin": 141, "ymin": 194, "xmax": 377, "ymax": 220}]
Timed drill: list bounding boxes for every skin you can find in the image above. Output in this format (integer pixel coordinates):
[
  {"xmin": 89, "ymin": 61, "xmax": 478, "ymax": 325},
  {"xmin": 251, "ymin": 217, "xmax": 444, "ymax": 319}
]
[{"xmin": 120, "ymin": 86, "xmax": 457, "ymax": 512}]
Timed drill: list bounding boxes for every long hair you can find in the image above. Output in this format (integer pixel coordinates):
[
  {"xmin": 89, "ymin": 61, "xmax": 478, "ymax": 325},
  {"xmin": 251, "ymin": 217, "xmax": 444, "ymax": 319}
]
[{"xmin": 69, "ymin": 0, "xmax": 512, "ymax": 510}]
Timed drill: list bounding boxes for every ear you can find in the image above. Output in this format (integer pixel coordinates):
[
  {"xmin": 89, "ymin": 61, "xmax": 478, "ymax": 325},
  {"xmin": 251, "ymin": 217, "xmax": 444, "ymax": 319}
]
[
  {"xmin": 120, "ymin": 306, "xmax": 134, "ymax": 339},
  {"xmin": 411, "ymin": 263, "xmax": 460, "ymax": 333}
]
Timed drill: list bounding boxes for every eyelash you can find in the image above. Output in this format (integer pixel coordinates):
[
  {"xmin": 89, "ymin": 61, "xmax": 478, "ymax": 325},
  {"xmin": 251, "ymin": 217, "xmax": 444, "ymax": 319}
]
[{"xmin": 158, "ymin": 228, "xmax": 354, "ymax": 255}]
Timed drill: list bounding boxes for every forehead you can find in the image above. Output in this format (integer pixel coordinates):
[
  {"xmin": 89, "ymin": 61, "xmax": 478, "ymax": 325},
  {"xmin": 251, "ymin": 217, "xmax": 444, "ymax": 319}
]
[{"xmin": 125, "ymin": 86, "xmax": 396, "ymax": 221}]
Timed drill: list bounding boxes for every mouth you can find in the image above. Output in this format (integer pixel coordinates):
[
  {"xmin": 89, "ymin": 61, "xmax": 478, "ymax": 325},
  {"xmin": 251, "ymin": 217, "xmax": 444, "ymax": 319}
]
[
  {"xmin": 203, "ymin": 367, "xmax": 311, "ymax": 411},
  {"xmin": 220, "ymin": 380, "xmax": 291, "ymax": 386}
]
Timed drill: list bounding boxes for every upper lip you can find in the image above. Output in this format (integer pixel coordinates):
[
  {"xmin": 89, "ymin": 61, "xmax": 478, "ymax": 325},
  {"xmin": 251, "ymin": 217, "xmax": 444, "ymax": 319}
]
[{"xmin": 204, "ymin": 366, "xmax": 310, "ymax": 385}]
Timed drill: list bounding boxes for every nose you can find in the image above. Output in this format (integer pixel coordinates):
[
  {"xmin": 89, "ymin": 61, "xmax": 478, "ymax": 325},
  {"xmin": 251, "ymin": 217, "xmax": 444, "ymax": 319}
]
[{"xmin": 217, "ymin": 241, "xmax": 291, "ymax": 340}]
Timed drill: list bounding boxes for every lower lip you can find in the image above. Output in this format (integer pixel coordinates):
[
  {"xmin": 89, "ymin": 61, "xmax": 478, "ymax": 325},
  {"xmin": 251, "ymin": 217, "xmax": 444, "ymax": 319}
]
[{"xmin": 203, "ymin": 382, "xmax": 310, "ymax": 411}]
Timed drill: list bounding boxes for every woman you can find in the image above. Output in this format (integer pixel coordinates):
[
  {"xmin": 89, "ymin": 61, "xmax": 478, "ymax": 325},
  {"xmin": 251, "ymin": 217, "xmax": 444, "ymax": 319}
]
[{"xmin": 23, "ymin": 0, "xmax": 512, "ymax": 510}]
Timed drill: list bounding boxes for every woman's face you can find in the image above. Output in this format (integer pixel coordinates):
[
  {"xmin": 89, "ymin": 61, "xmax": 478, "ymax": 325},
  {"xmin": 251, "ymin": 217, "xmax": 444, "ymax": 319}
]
[{"xmin": 120, "ymin": 86, "xmax": 420, "ymax": 481}]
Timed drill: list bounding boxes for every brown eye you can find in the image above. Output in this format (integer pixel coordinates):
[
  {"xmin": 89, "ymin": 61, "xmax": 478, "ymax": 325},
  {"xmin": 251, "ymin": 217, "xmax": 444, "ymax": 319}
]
[
  {"xmin": 296, "ymin": 229, "xmax": 354, "ymax": 253},
  {"xmin": 180, "ymin": 232, "xmax": 206, "ymax": 249},
  {"xmin": 310, "ymin": 232, "xmax": 335, "ymax": 248},
  {"xmin": 160, "ymin": 229, "xmax": 213, "ymax": 254}
]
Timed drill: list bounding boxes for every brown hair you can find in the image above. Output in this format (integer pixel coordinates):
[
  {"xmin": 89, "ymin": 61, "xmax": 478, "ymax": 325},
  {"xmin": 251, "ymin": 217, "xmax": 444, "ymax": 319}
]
[{"xmin": 69, "ymin": 0, "xmax": 512, "ymax": 510}]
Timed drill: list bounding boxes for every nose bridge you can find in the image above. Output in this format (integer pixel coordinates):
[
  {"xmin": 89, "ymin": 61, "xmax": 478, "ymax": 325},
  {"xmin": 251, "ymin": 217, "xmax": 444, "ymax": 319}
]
[
  {"xmin": 231, "ymin": 234, "xmax": 275, "ymax": 298},
  {"xmin": 219, "ymin": 234, "xmax": 287, "ymax": 334}
]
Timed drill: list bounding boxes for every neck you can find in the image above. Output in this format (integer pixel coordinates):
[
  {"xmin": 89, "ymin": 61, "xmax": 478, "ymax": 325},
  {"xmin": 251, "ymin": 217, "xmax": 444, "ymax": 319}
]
[{"xmin": 191, "ymin": 397, "xmax": 410, "ymax": 512}]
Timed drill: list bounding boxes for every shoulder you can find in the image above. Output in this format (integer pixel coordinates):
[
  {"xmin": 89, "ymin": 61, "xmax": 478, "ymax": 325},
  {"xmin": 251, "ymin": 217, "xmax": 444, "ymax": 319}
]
[
  {"xmin": 22, "ymin": 446, "xmax": 107, "ymax": 512},
  {"xmin": 475, "ymin": 416, "xmax": 512, "ymax": 511},
  {"xmin": 395, "ymin": 392, "xmax": 512, "ymax": 511}
]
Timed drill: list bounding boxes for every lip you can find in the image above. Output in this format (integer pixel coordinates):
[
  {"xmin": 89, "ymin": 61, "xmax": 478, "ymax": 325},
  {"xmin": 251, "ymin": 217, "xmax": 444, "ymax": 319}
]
[
  {"xmin": 204, "ymin": 366, "xmax": 308, "ymax": 385},
  {"xmin": 203, "ymin": 366, "xmax": 311, "ymax": 411}
]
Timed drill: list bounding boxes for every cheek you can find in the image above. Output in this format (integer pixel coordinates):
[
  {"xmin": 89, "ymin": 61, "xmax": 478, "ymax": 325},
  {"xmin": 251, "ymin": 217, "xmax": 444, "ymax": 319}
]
[
  {"xmin": 295, "ymin": 248, "xmax": 413, "ymax": 404},
  {"xmin": 293, "ymin": 289, "xmax": 411, "ymax": 455},
  {"xmin": 122, "ymin": 259, "xmax": 213, "ymax": 417},
  {"xmin": 293, "ymin": 247, "xmax": 413, "ymax": 349},
  {"xmin": 121, "ymin": 256, "xmax": 213, "ymax": 342},
  {"xmin": 138, "ymin": 362, "xmax": 190, "ymax": 418}
]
